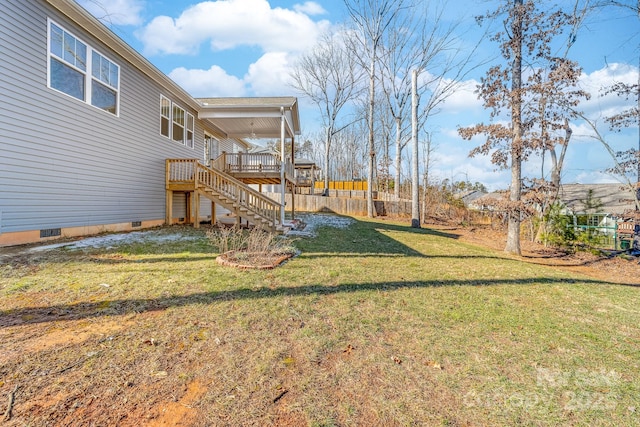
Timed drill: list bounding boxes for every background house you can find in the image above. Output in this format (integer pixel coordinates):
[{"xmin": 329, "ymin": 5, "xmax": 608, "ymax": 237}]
[{"xmin": 558, "ymin": 183, "xmax": 637, "ymax": 216}]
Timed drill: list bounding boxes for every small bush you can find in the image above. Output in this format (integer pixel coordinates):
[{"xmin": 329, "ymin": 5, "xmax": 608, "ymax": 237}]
[
  {"xmin": 207, "ymin": 224, "xmax": 297, "ymax": 267},
  {"xmin": 539, "ymin": 203, "xmax": 576, "ymax": 250},
  {"xmin": 206, "ymin": 224, "xmax": 247, "ymax": 254}
]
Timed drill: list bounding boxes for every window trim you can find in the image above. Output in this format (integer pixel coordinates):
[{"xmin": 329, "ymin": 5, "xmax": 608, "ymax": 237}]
[{"xmin": 47, "ymin": 18, "xmax": 120, "ymax": 116}]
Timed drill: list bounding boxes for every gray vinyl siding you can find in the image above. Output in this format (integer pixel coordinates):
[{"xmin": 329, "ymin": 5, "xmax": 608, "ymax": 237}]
[{"xmin": 0, "ymin": 0, "xmax": 209, "ymax": 234}]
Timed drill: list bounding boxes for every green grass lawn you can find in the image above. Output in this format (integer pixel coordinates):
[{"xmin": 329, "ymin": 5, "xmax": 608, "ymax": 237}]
[{"xmin": 1, "ymin": 215, "xmax": 639, "ymax": 426}]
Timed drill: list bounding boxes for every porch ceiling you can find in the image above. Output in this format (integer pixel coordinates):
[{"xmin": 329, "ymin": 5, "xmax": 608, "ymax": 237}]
[{"xmin": 196, "ymin": 97, "xmax": 301, "ymax": 139}]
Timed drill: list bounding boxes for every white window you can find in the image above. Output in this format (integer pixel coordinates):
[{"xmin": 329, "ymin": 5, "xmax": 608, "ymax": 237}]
[
  {"xmin": 204, "ymin": 133, "xmax": 219, "ymax": 164},
  {"xmin": 159, "ymin": 95, "xmax": 194, "ymax": 148},
  {"xmin": 48, "ymin": 19, "xmax": 119, "ymax": 115},
  {"xmin": 160, "ymin": 96, "xmax": 171, "ymax": 138},
  {"xmin": 172, "ymin": 104, "xmax": 185, "ymax": 144},
  {"xmin": 186, "ymin": 113, "xmax": 195, "ymax": 148},
  {"xmin": 91, "ymin": 50, "xmax": 119, "ymax": 114},
  {"xmin": 49, "ymin": 22, "xmax": 86, "ymax": 101}
]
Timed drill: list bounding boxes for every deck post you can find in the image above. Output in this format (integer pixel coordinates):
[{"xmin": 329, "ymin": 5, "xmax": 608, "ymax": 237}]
[
  {"xmin": 211, "ymin": 201, "xmax": 216, "ymax": 225},
  {"xmin": 194, "ymin": 191, "xmax": 200, "ymax": 229},
  {"xmin": 280, "ymin": 107, "xmax": 286, "ymax": 226},
  {"xmin": 186, "ymin": 192, "xmax": 192, "ymax": 225},
  {"xmin": 291, "ymin": 182, "xmax": 295, "ymax": 219},
  {"xmin": 311, "ymin": 165, "xmax": 315, "ymax": 196},
  {"xmin": 166, "ymin": 190, "xmax": 173, "ymax": 225}
]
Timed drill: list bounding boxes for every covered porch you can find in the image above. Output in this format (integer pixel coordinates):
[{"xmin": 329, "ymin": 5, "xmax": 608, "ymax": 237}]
[{"xmin": 196, "ymin": 96, "xmax": 301, "ymax": 227}]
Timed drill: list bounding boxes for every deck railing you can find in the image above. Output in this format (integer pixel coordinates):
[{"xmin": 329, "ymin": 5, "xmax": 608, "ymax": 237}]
[
  {"xmin": 166, "ymin": 158, "xmax": 198, "ymax": 183},
  {"xmin": 166, "ymin": 159, "xmax": 281, "ymax": 228},
  {"xmin": 212, "ymin": 153, "xmax": 295, "ymax": 180},
  {"xmin": 296, "ymin": 176, "xmax": 313, "ymax": 186}
]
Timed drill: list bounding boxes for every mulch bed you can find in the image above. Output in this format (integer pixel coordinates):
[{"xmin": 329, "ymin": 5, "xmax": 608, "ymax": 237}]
[{"xmin": 216, "ymin": 250, "xmax": 295, "ymax": 270}]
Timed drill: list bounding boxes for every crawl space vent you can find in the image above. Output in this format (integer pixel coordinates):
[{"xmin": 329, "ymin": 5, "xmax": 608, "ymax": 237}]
[{"xmin": 40, "ymin": 228, "xmax": 61, "ymax": 238}]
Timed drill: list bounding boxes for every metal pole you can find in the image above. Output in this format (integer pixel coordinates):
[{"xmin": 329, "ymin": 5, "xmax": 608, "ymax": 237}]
[
  {"xmin": 411, "ymin": 69, "xmax": 420, "ymax": 228},
  {"xmin": 280, "ymin": 107, "xmax": 286, "ymax": 226}
]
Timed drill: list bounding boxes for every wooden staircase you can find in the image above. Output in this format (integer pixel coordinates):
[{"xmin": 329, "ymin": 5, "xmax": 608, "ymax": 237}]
[{"xmin": 166, "ymin": 159, "xmax": 286, "ymax": 233}]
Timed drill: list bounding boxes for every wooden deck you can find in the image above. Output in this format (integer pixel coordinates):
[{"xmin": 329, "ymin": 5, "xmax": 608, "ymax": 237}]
[
  {"xmin": 212, "ymin": 153, "xmax": 295, "ymax": 185},
  {"xmin": 166, "ymin": 158, "xmax": 288, "ymax": 232}
]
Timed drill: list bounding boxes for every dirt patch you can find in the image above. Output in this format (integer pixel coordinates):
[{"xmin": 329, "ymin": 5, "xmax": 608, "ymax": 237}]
[
  {"xmin": 0, "ymin": 318, "xmax": 131, "ymax": 365},
  {"xmin": 146, "ymin": 380, "xmax": 206, "ymax": 427},
  {"xmin": 430, "ymin": 223, "xmax": 640, "ymax": 286}
]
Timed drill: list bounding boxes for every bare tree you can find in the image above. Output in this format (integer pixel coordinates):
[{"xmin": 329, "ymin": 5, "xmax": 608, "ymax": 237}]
[
  {"xmin": 377, "ymin": 1, "xmax": 481, "ymax": 203},
  {"xmin": 377, "ymin": 6, "xmax": 423, "ymax": 200},
  {"xmin": 290, "ymin": 31, "xmax": 364, "ymax": 195},
  {"xmin": 344, "ymin": 0, "xmax": 411, "ymax": 217}
]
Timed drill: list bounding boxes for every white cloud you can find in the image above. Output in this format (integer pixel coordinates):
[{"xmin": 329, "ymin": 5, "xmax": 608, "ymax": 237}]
[
  {"xmin": 168, "ymin": 65, "xmax": 246, "ymax": 97},
  {"xmin": 424, "ymin": 135, "xmax": 511, "ymax": 190},
  {"xmin": 568, "ymin": 121, "xmax": 600, "ymax": 144},
  {"xmin": 167, "ymin": 51, "xmax": 296, "ymax": 97},
  {"xmin": 245, "ymin": 52, "xmax": 294, "ymax": 96},
  {"xmin": 137, "ymin": 0, "xmax": 331, "ymax": 56},
  {"xmin": 293, "ymin": 1, "xmax": 327, "ymax": 15},
  {"xmin": 77, "ymin": 0, "xmax": 144, "ymax": 26},
  {"xmin": 437, "ymin": 78, "xmax": 483, "ymax": 115},
  {"xmin": 430, "ymin": 163, "xmax": 509, "ymax": 191},
  {"xmin": 578, "ymin": 63, "xmax": 638, "ymax": 120},
  {"xmin": 572, "ymin": 171, "xmax": 621, "ymax": 185}
]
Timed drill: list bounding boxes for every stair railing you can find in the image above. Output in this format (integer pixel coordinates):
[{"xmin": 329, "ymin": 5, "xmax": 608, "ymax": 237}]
[{"xmin": 167, "ymin": 159, "xmax": 281, "ymax": 228}]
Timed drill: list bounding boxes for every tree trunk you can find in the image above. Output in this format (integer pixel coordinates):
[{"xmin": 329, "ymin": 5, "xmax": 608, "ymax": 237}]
[
  {"xmin": 394, "ymin": 117, "xmax": 402, "ymax": 199},
  {"xmin": 323, "ymin": 127, "xmax": 331, "ymax": 195},
  {"xmin": 505, "ymin": 0, "xmax": 524, "ymax": 255},
  {"xmin": 367, "ymin": 50, "xmax": 376, "ymax": 217}
]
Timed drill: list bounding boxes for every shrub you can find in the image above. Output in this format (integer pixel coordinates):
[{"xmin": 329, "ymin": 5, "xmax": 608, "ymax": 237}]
[{"xmin": 207, "ymin": 224, "xmax": 297, "ymax": 267}]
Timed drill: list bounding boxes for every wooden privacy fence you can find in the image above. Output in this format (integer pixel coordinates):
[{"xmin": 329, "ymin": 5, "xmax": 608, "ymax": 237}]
[
  {"xmin": 265, "ymin": 193, "xmax": 411, "ymax": 218},
  {"xmin": 314, "ymin": 181, "xmax": 368, "ymax": 191}
]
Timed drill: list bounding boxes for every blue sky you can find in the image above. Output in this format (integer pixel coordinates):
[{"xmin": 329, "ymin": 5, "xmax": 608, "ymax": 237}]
[{"xmin": 77, "ymin": 0, "xmax": 639, "ymax": 190}]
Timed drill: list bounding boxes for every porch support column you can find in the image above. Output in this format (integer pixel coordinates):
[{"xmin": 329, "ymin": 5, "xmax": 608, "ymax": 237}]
[
  {"xmin": 280, "ymin": 107, "xmax": 286, "ymax": 226},
  {"xmin": 291, "ymin": 134, "xmax": 295, "ymax": 219}
]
